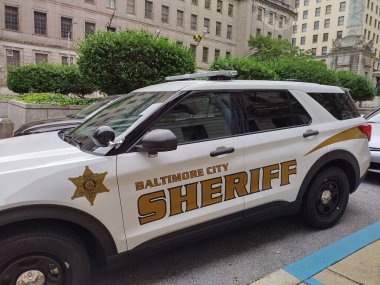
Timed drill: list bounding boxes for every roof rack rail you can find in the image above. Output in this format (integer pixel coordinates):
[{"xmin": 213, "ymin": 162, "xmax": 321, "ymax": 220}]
[{"xmin": 165, "ymin": 70, "xmax": 237, "ymax": 82}]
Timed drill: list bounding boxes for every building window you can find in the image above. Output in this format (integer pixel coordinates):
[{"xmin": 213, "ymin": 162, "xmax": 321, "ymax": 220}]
[
  {"xmin": 5, "ymin": 6, "xmax": 18, "ymax": 31},
  {"xmin": 304, "ymin": 0, "xmax": 309, "ymax": 6},
  {"xmin": 340, "ymin": 2, "xmax": 346, "ymax": 12},
  {"xmin": 127, "ymin": 0, "xmax": 135, "ymax": 14},
  {"xmin": 217, "ymin": 0, "xmax": 223, "ymax": 13},
  {"xmin": 324, "ymin": 19, "xmax": 330, "ymax": 28},
  {"xmin": 107, "ymin": 0, "xmax": 115, "ymax": 9},
  {"xmin": 293, "ymin": 25, "xmax": 297, "ymax": 33},
  {"xmin": 226, "ymin": 51, "xmax": 231, "ymax": 58},
  {"xmin": 161, "ymin": 5, "xmax": 169, "ymax": 23},
  {"xmin": 204, "ymin": 18, "xmax": 210, "ymax": 33},
  {"xmin": 295, "ymin": 0, "xmax": 299, "ymax": 8},
  {"xmin": 311, "ymin": 48, "xmax": 317, "ymax": 56},
  {"xmin": 107, "ymin": 26, "xmax": 116, "ymax": 32},
  {"xmin": 268, "ymin": 31, "xmax": 272, "ymax": 38},
  {"xmin": 191, "ymin": 14, "xmax": 198, "ymax": 30},
  {"xmin": 279, "ymin": 16, "xmax": 284, "ymax": 28},
  {"xmin": 215, "ymin": 49, "xmax": 220, "ymax": 60},
  {"xmin": 326, "ymin": 5, "xmax": 331, "ymax": 14},
  {"xmin": 227, "ymin": 25, "xmax": 232, "ymax": 39},
  {"xmin": 292, "ymin": 38, "xmax": 296, "ymax": 45},
  {"xmin": 176, "ymin": 41, "xmax": 183, "ymax": 45},
  {"xmin": 257, "ymin": 8, "xmax": 263, "ymax": 21},
  {"xmin": 202, "ymin": 47, "xmax": 209, "ymax": 63},
  {"xmin": 323, "ymin": 33, "xmax": 329, "ymax": 42},
  {"xmin": 6, "ymin": 49, "xmax": 20, "ymax": 68},
  {"xmin": 61, "ymin": 56, "xmax": 74, "ymax": 65},
  {"xmin": 205, "ymin": 0, "xmax": 211, "ymax": 9},
  {"xmin": 294, "ymin": 13, "xmax": 298, "ymax": 21},
  {"xmin": 145, "ymin": 0, "xmax": 153, "ymax": 19},
  {"xmin": 190, "ymin": 44, "xmax": 197, "ymax": 59},
  {"xmin": 278, "ymin": 35, "xmax": 282, "ymax": 40},
  {"xmin": 338, "ymin": 16, "xmax": 344, "ymax": 26},
  {"xmin": 303, "ymin": 10, "xmax": 308, "ymax": 19},
  {"xmin": 35, "ymin": 53, "xmax": 48, "ymax": 64},
  {"xmin": 85, "ymin": 22, "xmax": 95, "ymax": 37},
  {"xmin": 256, "ymin": 28, "xmax": 262, "ymax": 36},
  {"xmin": 314, "ymin": 21, "xmax": 319, "ymax": 30},
  {"xmin": 61, "ymin": 17, "xmax": 72, "ymax": 39},
  {"xmin": 268, "ymin": 12, "xmax": 274, "ymax": 25},
  {"xmin": 313, "ymin": 34, "xmax": 318, "ymax": 43},
  {"xmin": 322, "ymin": 46, "xmax": 327, "ymax": 55},
  {"xmin": 302, "ymin": 23, "xmax": 307, "ymax": 32},
  {"xmin": 216, "ymin": 21, "xmax": 221, "ymax": 36},
  {"xmin": 85, "ymin": 0, "xmax": 95, "ymax": 4},
  {"xmin": 300, "ymin": 36, "xmax": 305, "ymax": 45},
  {"xmin": 177, "ymin": 10, "xmax": 184, "ymax": 27},
  {"xmin": 315, "ymin": 7, "xmax": 320, "ymax": 17},
  {"xmin": 228, "ymin": 4, "xmax": 233, "ymax": 16},
  {"xmin": 337, "ymin": 31, "xmax": 343, "ymax": 39},
  {"xmin": 192, "ymin": 0, "xmax": 198, "ymax": 5},
  {"xmin": 34, "ymin": 11, "xmax": 47, "ymax": 35}
]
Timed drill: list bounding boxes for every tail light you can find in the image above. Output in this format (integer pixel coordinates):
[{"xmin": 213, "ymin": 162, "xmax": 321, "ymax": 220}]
[{"xmin": 359, "ymin": 124, "xmax": 372, "ymax": 141}]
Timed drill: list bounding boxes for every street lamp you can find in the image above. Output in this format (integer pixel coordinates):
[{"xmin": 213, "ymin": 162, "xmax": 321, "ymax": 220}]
[{"xmin": 67, "ymin": 22, "xmax": 78, "ymax": 65}]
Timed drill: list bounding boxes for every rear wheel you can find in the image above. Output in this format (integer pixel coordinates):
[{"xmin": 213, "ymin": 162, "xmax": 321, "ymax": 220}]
[
  {"xmin": 302, "ymin": 167, "xmax": 350, "ymax": 229},
  {"xmin": 0, "ymin": 228, "xmax": 91, "ymax": 285}
]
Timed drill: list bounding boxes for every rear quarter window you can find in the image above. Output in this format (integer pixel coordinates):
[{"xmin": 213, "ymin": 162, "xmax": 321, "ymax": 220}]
[{"xmin": 308, "ymin": 92, "xmax": 360, "ymax": 120}]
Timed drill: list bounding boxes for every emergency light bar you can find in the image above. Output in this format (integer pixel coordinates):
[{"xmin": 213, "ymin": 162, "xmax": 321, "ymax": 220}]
[{"xmin": 165, "ymin": 70, "xmax": 238, "ymax": 82}]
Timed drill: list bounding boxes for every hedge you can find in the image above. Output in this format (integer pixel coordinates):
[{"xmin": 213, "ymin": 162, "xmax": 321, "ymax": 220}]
[
  {"xmin": 4, "ymin": 93, "xmax": 95, "ymax": 106},
  {"xmin": 77, "ymin": 30, "xmax": 196, "ymax": 94},
  {"xmin": 335, "ymin": 71, "xmax": 376, "ymax": 101},
  {"xmin": 7, "ymin": 63, "xmax": 95, "ymax": 96}
]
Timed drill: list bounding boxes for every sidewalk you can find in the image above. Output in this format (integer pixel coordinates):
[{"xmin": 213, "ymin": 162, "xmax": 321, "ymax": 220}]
[{"xmin": 251, "ymin": 221, "xmax": 380, "ymax": 285}]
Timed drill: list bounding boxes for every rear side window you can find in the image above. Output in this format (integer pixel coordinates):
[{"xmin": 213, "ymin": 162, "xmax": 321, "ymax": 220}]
[
  {"xmin": 308, "ymin": 92, "xmax": 360, "ymax": 120},
  {"xmin": 235, "ymin": 90, "xmax": 311, "ymax": 133}
]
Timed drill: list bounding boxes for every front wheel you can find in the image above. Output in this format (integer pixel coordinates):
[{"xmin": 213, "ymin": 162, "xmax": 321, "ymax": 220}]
[
  {"xmin": 0, "ymin": 228, "xmax": 91, "ymax": 285},
  {"xmin": 301, "ymin": 166, "xmax": 350, "ymax": 229}
]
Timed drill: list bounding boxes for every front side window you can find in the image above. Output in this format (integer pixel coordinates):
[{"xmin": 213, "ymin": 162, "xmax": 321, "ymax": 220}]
[{"xmin": 151, "ymin": 92, "xmax": 232, "ymax": 144}]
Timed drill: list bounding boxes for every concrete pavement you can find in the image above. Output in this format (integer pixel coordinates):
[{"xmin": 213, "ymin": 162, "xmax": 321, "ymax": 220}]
[{"xmin": 251, "ymin": 221, "xmax": 380, "ymax": 285}]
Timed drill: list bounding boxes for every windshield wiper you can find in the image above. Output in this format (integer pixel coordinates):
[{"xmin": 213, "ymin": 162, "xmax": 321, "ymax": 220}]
[{"xmin": 62, "ymin": 131, "xmax": 82, "ymax": 146}]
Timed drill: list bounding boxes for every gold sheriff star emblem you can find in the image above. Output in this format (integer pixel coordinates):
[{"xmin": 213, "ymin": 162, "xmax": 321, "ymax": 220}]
[{"xmin": 68, "ymin": 166, "xmax": 109, "ymax": 206}]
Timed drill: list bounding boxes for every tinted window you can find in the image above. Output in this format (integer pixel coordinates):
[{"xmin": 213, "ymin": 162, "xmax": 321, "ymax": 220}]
[
  {"xmin": 236, "ymin": 90, "xmax": 311, "ymax": 133},
  {"xmin": 152, "ymin": 92, "xmax": 232, "ymax": 143},
  {"xmin": 308, "ymin": 92, "xmax": 360, "ymax": 120}
]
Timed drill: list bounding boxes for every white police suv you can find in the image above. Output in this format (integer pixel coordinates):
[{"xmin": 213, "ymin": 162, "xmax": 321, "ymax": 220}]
[{"xmin": 0, "ymin": 71, "xmax": 371, "ymax": 284}]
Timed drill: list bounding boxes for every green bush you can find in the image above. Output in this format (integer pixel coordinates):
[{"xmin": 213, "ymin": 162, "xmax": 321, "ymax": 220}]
[
  {"xmin": 335, "ymin": 71, "xmax": 376, "ymax": 101},
  {"xmin": 77, "ymin": 30, "xmax": 196, "ymax": 94},
  {"xmin": 10, "ymin": 93, "xmax": 95, "ymax": 106},
  {"xmin": 210, "ymin": 57, "xmax": 277, "ymax": 80},
  {"xmin": 7, "ymin": 63, "xmax": 95, "ymax": 96}
]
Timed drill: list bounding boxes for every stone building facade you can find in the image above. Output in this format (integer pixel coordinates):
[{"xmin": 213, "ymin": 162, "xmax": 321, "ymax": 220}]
[{"xmin": 0, "ymin": 0, "xmax": 295, "ymax": 86}]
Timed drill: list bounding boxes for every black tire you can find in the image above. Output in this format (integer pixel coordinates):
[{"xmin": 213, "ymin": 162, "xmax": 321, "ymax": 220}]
[
  {"xmin": 0, "ymin": 227, "xmax": 91, "ymax": 285},
  {"xmin": 301, "ymin": 166, "xmax": 350, "ymax": 229}
]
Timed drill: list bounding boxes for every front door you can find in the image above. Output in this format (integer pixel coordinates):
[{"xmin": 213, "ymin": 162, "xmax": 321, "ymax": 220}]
[{"xmin": 117, "ymin": 91, "xmax": 245, "ymax": 249}]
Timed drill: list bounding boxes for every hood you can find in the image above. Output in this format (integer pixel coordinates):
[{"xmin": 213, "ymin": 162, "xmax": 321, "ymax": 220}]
[
  {"xmin": 369, "ymin": 122, "xmax": 380, "ymax": 148},
  {"xmin": 13, "ymin": 117, "xmax": 83, "ymax": 136},
  {"xmin": 0, "ymin": 132, "xmax": 89, "ymax": 174}
]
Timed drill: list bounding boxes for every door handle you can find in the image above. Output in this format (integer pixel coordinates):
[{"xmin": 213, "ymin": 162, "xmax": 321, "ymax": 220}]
[
  {"xmin": 303, "ymin": 129, "xmax": 319, "ymax": 138},
  {"xmin": 210, "ymin": 147, "xmax": 235, "ymax": 157}
]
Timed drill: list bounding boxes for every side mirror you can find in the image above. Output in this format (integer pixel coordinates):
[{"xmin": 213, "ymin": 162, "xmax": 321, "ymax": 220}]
[
  {"xmin": 93, "ymin": 126, "xmax": 116, "ymax": 147},
  {"xmin": 139, "ymin": 129, "xmax": 177, "ymax": 153}
]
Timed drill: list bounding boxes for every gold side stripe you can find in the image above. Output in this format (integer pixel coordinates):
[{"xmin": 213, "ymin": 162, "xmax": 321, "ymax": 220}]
[{"xmin": 305, "ymin": 127, "xmax": 367, "ymax": 156}]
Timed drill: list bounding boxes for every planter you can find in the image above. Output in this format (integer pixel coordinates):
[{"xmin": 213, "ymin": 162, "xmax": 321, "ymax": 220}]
[{"xmin": 7, "ymin": 100, "xmax": 85, "ymax": 129}]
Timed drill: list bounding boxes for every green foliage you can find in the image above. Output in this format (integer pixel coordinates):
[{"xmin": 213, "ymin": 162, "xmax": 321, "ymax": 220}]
[
  {"xmin": 11, "ymin": 93, "xmax": 95, "ymax": 106},
  {"xmin": 77, "ymin": 30, "xmax": 196, "ymax": 94},
  {"xmin": 210, "ymin": 56, "xmax": 277, "ymax": 80},
  {"xmin": 0, "ymin": 95, "xmax": 18, "ymax": 101},
  {"xmin": 335, "ymin": 71, "xmax": 376, "ymax": 101},
  {"xmin": 248, "ymin": 36, "xmax": 311, "ymax": 61},
  {"xmin": 7, "ymin": 63, "xmax": 95, "ymax": 96}
]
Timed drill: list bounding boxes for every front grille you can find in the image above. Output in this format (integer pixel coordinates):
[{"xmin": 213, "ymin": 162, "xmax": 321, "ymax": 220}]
[{"xmin": 369, "ymin": 162, "xmax": 380, "ymax": 170}]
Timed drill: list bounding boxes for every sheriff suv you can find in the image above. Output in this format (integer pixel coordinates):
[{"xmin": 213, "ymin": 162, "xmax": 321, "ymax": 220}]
[{"xmin": 0, "ymin": 71, "xmax": 371, "ymax": 285}]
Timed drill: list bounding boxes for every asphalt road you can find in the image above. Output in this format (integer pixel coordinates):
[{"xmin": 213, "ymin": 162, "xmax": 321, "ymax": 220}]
[{"xmin": 94, "ymin": 172, "xmax": 380, "ymax": 285}]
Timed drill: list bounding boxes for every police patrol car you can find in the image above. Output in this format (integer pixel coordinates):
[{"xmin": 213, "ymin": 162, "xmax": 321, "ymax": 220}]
[{"xmin": 0, "ymin": 71, "xmax": 371, "ymax": 284}]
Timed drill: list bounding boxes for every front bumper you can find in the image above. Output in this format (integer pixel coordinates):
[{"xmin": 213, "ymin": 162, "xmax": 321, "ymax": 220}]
[{"xmin": 369, "ymin": 147, "xmax": 380, "ymax": 173}]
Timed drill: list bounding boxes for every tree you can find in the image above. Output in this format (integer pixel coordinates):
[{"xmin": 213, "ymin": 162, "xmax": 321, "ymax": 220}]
[
  {"xmin": 77, "ymin": 30, "xmax": 196, "ymax": 94},
  {"xmin": 335, "ymin": 71, "xmax": 376, "ymax": 102},
  {"xmin": 248, "ymin": 35, "xmax": 311, "ymax": 61}
]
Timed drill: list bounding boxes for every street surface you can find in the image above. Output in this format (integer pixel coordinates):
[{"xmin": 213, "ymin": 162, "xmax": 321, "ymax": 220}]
[{"xmin": 94, "ymin": 172, "xmax": 380, "ymax": 285}]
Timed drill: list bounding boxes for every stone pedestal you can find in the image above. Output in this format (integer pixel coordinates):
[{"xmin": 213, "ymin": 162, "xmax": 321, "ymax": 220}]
[{"xmin": 0, "ymin": 118, "xmax": 14, "ymax": 139}]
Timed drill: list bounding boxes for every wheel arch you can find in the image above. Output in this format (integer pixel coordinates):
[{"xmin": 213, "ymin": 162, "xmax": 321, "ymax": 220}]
[
  {"xmin": 0, "ymin": 205, "xmax": 118, "ymax": 264},
  {"xmin": 297, "ymin": 150, "xmax": 360, "ymax": 201}
]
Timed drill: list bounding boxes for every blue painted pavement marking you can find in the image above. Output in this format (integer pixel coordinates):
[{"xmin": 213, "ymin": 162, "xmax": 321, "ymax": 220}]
[
  {"xmin": 304, "ymin": 277, "xmax": 325, "ymax": 285},
  {"xmin": 284, "ymin": 220, "xmax": 380, "ymax": 281}
]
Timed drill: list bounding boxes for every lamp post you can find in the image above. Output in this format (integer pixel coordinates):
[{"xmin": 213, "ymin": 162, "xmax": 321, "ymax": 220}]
[{"xmin": 67, "ymin": 22, "xmax": 78, "ymax": 65}]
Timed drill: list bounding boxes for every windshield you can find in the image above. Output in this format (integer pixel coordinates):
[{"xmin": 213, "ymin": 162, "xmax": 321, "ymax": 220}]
[
  {"xmin": 69, "ymin": 96, "xmax": 120, "ymax": 119},
  {"xmin": 366, "ymin": 108, "xmax": 380, "ymax": 123},
  {"xmin": 63, "ymin": 91, "xmax": 176, "ymax": 153}
]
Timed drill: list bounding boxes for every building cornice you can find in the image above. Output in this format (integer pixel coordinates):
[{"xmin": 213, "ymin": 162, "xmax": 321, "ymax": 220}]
[{"xmin": 255, "ymin": 0, "xmax": 296, "ymax": 15}]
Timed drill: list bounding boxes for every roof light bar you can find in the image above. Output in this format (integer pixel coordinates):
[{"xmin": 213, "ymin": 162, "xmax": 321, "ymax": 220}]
[{"xmin": 165, "ymin": 70, "xmax": 238, "ymax": 82}]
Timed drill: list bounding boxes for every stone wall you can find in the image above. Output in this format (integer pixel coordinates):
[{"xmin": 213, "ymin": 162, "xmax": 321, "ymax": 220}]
[{"xmin": 0, "ymin": 100, "xmax": 8, "ymax": 117}]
